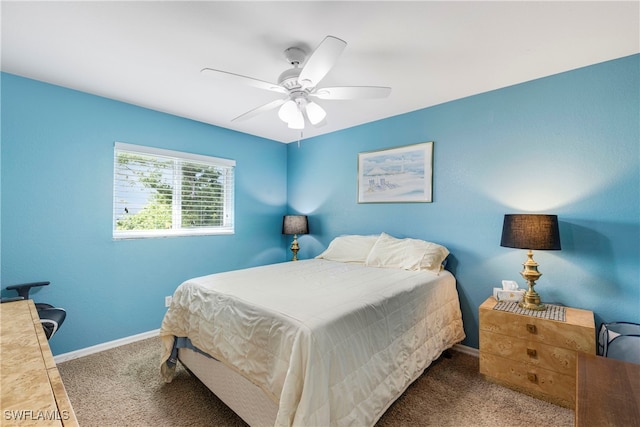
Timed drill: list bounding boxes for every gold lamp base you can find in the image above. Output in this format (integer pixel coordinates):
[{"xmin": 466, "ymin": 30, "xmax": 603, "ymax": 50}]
[
  {"xmin": 519, "ymin": 290, "xmax": 546, "ymax": 311},
  {"xmin": 289, "ymin": 234, "xmax": 300, "ymax": 261},
  {"xmin": 518, "ymin": 249, "xmax": 546, "ymax": 311}
]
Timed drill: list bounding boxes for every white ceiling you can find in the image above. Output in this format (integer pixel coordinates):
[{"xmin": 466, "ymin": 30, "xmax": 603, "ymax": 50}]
[{"xmin": 2, "ymin": 1, "xmax": 638, "ymax": 143}]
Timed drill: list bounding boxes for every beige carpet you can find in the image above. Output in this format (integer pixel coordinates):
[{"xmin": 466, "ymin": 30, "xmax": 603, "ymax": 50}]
[{"xmin": 57, "ymin": 337, "xmax": 573, "ymax": 426}]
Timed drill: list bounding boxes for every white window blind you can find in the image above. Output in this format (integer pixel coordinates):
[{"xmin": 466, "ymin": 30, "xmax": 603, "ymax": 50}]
[{"xmin": 113, "ymin": 142, "xmax": 235, "ymax": 239}]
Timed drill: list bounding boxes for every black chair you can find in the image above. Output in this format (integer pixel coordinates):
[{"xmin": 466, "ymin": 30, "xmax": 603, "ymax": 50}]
[{"xmin": 2, "ymin": 281, "xmax": 66, "ymax": 340}]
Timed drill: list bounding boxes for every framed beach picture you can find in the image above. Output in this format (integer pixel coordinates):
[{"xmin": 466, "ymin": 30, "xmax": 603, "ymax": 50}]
[{"xmin": 357, "ymin": 142, "xmax": 433, "ymax": 203}]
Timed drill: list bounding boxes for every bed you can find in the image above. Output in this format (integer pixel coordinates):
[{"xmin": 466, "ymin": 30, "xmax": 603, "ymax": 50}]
[{"xmin": 160, "ymin": 233, "xmax": 465, "ymax": 426}]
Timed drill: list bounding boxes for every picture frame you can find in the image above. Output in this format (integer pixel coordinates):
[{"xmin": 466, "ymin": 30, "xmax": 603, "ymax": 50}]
[{"xmin": 357, "ymin": 142, "xmax": 433, "ymax": 203}]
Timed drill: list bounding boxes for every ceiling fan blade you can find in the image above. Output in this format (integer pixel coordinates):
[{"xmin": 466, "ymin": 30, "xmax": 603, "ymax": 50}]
[
  {"xmin": 201, "ymin": 68, "xmax": 287, "ymax": 94},
  {"xmin": 232, "ymin": 98, "xmax": 287, "ymax": 122},
  {"xmin": 311, "ymin": 86, "xmax": 392, "ymax": 100},
  {"xmin": 298, "ymin": 36, "xmax": 347, "ymax": 89}
]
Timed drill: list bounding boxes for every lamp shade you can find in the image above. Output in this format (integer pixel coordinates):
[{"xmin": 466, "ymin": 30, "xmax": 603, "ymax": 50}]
[
  {"xmin": 282, "ymin": 215, "xmax": 309, "ymax": 235},
  {"xmin": 500, "ymin": 214, "xmax": 561, "ymax": 250}
]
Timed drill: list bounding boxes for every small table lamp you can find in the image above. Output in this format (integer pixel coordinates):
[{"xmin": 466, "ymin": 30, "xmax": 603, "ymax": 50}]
[
  {"xmin": 282, "ymin": 215, "xmax": 309, "ymax": 261},
  {"xmin": 500, "ymin": 214, "xmax": 561, "ymax": 311}
]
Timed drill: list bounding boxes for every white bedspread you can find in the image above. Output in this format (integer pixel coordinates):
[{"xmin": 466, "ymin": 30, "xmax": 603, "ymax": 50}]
[{"xmin": 160, "ymin": 259, "xmax": 465, "ymax": 426}]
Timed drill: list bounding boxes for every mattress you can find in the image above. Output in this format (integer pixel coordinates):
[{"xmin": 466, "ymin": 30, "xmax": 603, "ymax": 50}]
[{"xmin": 160, "ymin": 259, "xmax": 465, "ymax": 426}]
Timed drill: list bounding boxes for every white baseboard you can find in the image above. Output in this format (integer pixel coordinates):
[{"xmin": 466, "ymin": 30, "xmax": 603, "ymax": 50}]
[
  {"xmin": 452, "ymin": 343, "xmax": 479, "ymax": 357},
  {"xmin": 53, "ymin": 329, "xmax": 479, "ymax": 364},
  {"xmin": 54, "ymin": 329, "xmax": 160, "ymax": 364}
]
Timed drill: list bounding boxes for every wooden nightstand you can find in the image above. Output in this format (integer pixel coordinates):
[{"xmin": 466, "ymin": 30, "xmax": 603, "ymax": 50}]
[{"xmin": 479, "ymin": 296, "xmax": 595, "ymax": 408}]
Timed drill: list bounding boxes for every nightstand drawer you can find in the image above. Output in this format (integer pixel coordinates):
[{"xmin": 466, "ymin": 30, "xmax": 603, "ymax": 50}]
[
  {"xmin": 479, "ymin": 304, "xmax": 594, "ymax": 352},
  {"xmin": 480, "ymin": 329, "xmax": 577, "ymax": 375},
  {"xmin": 480, "ymin": 352, "xmax": 575, "ymax": 406}
]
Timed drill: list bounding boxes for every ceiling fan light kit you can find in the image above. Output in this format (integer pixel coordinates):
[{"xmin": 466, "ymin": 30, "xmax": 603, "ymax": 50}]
[
  {"xmin": 305, "ymin": 101, "xmax": 327, "ymax": 125},
  {"xmin": 279, "ymin": 99, "xmax": 305, "ymax": 129},
  {"xmin": 201, "ymin": 35, "xmax": 391, "ymax": 131}
]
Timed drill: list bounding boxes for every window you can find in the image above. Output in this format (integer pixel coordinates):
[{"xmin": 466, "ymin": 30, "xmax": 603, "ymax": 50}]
[{"xmin": 113, "ymin": 142, "xmax": 235, "ymax": 239}]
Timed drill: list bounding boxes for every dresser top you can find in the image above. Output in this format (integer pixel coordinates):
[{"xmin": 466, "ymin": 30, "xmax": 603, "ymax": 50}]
[{"xmin": 480, "ymin": 296, "xmax": 594, "ymax": 329}]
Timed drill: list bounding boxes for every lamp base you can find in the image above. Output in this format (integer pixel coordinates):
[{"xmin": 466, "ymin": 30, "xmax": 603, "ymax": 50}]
[
  {"xmin": 289, "ymin": 234, "xmax": 300, "ymax": 261},
  {"xmin": 518, "ymin": 290, "xmax": 546, "ymax": 311},
  {"xmin": 518, "ymin": 250, "xmax": 547, "ymax": 311}
]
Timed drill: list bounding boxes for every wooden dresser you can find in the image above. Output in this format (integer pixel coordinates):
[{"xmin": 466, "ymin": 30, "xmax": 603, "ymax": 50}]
[
  {"xmin": 479, "ymin": 296, "xmax": 595, "ymax": 408},
  {"xmin": 0, "ymin": 300, "xmax": 78, "ymax": 426}
]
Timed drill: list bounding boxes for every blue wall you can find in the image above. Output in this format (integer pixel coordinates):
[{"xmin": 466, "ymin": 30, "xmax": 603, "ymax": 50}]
[
  {"xmin": 1, "ymin": 73, "xmax": 288, "ymax": 355},
  {"xmin": 287, "ymin": 55, "xmax": 640, "ymax": 348},
  {"xmin": 2, "ymin": 54, "xmax": 638, "ymax": 355}
]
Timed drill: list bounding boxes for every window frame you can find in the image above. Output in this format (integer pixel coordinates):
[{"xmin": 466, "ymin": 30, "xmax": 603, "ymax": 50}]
[{"xmin": 113, "ymin": 142, "xmax": 235, "ymax": 240}]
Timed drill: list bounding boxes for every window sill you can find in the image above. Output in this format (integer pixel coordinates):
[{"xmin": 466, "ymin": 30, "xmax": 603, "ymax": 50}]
[{"xmin": 113, "ymin": 228, "xmax": 234, "ymax": 240}]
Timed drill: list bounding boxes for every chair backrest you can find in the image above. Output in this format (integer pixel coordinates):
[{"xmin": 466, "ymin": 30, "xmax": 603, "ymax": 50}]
[{"xmin": 3, "ymin": 281, "xmax": 66, "ymax": 340}]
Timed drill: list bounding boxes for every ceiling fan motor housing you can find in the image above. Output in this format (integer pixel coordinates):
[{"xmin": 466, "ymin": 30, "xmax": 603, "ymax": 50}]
[
  {"xmin": 279, "ymin": 46, "xmax": 308, "ymax": 91},
  {"xmin": 278, "ymin": 67, "xmax": 303, "ymax": 91}
]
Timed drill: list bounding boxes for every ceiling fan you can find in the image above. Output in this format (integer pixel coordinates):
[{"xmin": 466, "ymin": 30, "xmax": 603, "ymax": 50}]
[{"xmin": 201, "ymin": 36, "xmax": 391, "ymax": 130}]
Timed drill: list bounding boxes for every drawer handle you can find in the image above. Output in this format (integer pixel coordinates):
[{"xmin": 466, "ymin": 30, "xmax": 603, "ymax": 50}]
[
  {"xmin": 526, "ymin": 324, "xmax": 537, "ymax": 334},
  {"xmin": 527, "ymin": 372, "xmax": 538, "ymax": 383},
  {"xmin": 527, "ymin": 348, "xmax": 537, "ymax": 358}
]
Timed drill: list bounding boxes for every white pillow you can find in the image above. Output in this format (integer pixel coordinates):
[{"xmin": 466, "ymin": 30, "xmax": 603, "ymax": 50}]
[
  {"xmin": 365, "ymin": 232, "xmax": 449, "ymax": 274},
  {"xmin": 418, "ymin": 240, "xmax": 450, "ymax": 274},
  {"xmin": 315, "ymin": 234, "xmax": 380, "ymax": 264}
]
